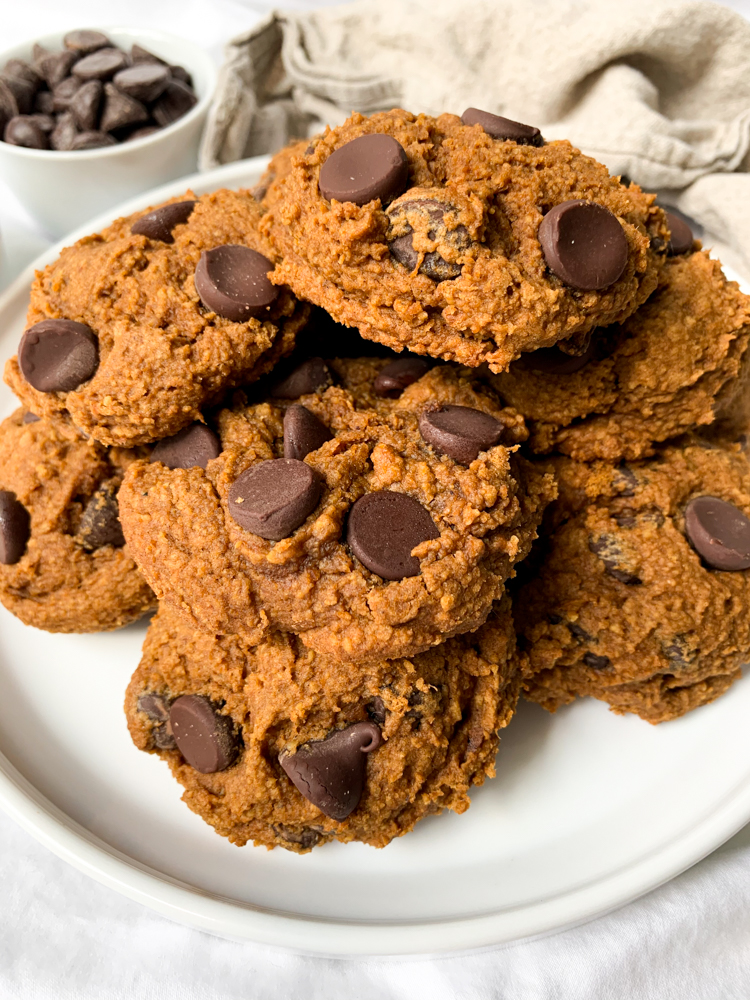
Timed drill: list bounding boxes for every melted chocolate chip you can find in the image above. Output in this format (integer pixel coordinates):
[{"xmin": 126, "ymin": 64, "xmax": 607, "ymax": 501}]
[
  {"xmin": 131, "ymin": 200, "xmax": 197, "ymax": 243},
  {"xmin": 271, "ymin": 357, "xmax": 332, "ymax": 398},
  {"xmin": 113, "ymin": 63, "xmax": 170, "ymax": 103},
  {"xmin": 589, "ymin": 534, "xmax": 642, "ymax": 585},
  {"xmin": 280, "ymin": 721, "xmax": 383, "ymax": 821},
  {"xmin": 283, "ymin": 404, "xmax": 332, "ymax": 461},
  {"xmin": 150, "ymin": 423, "xmax": 220, "ymax": 471},
  {"xmin": 461, "ymin": 107, "xmax": 543, "ymax": 145},
  {"xmin": 366, "ymin": 696, "xmax": 387, "ymax": 725},
  {"xmin": 583, "ymin": 652, "xmax": 611, "ymax": 670},
  {"xmin": 272, "ymin": 824, "xmax": 322, "ymax": 849},
  {"xmin": 346, "ymin": 491, "xmax": 439, "ymax": 580},
  {"xmin": 538, "ymin": 200, "xmax": 628, "ymax": 290},
  {"xmin": 523, "ymin": 335, "xmax": 598, "ymax": 374},
  {"xmin": 138, "ymin": 693, "xmax": 176, "ymax": 749},
  {"xmin": 684, "ymin": 496, "xmax": 750, "ymax": 571},
  {"xmin": 77, "ymin": 481, "xmax": 125, "ymax": 550},
  {"xmin": 419, "ymin": 405, "xmax": 506, "ymax": 464},
  {"xmin": 228, "ymin": 459, "xmax": 323, "ymax": 541},
  {"xmin": 22, "ymin": 412, "xmax": 39, "ymax": 424},
  {"xmin": 319, "ymin": 134, "xmax": 409, "ymax": 206},
  {"xmin": 373, "ymin": 356, "xmax": 430, "ymax": 397},
  {"xmin": 194, "ymin": 245, "xmax": 278, "ymax": 322},
  {"xmin": 169, "ymin": 695, "xmax": 240, "ymax": 773},
  {"xmin": 18, "ymin": 319, "xmax": 99, "ymax": 393},
  {"xmin": 665, "ymin": 210, "xmax": 694, "ymax": 256},
  {"xmin": 386, "ymin": 198, "xmax": 471, "ymax": 280},
  {"xmin": 0, "ymin": 490, "xmax": 31, "ymax": 565}
]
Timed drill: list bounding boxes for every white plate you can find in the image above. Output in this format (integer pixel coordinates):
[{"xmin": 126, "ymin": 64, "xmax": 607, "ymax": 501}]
[{"xmin": 1, "ymin": 161, "xmax": 749, "ymax": 957}]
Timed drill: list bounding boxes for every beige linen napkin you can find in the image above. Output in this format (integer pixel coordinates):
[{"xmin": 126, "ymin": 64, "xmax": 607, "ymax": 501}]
[{"xmin": 200, "ymin": 0, "xmax": 750, "ymax": 269}]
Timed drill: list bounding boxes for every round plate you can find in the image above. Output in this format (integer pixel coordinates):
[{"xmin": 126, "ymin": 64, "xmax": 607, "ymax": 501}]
[{"xmin": 0, "ymin": 162, "xmax": 749, "ymax": 956}]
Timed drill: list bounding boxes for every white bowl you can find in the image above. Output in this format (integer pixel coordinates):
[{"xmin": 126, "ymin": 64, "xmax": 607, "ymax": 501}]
[{"xmin": 0, "ymin": 28, "xmax": 216, "ymax": 238}]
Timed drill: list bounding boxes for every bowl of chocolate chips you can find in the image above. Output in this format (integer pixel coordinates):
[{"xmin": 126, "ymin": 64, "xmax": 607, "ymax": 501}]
[{"xmin": 0, "ymin": 28, "xmax": 216, "ymax": 237}]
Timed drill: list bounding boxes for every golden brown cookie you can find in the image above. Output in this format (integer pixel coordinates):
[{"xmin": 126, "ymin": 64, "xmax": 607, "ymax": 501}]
[
  {"xmin": 4, "ymin": 189, "xmax": 308, "ymax": 447},
  {"xmin": 517, "ymin": 441, "xmax": 750, "ymax": 723},
  {"xmin": 119, "ymin": 360, "xmax": 555, "ymax": 660},
  {"xmin": 0, "ymin": 408, "xmax": 154, "ymax": 632},
  {"xmin": 125, "ymin": 597, "xmax": 520, "ymax": 852},
  {"xmin": 260, "ymin": 109, "xmax": 668, "ymax": 372},
  {"xmin": 489, "ymin": 251, "xmax": 750, "ymax": 460}
]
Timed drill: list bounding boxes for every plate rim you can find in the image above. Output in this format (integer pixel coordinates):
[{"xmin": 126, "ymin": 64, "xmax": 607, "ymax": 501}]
[{"xmin": 1, "ymin": 161, "xmax": 750, "ymax": 956}]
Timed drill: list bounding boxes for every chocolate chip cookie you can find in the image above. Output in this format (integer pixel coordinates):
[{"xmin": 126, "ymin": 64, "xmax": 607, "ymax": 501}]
[
  {"xmin": 125, "ymin": 596, "xmax": 519, "ymax": 852},
  {"xmin": 4, "ymin": 188, "xmax": 308, "ymax": 446},
  {"xmin": 0, "ymin": 408, "xmax": 154, "ymax": 632},
  {"xmin": 517, "ymin": 441, "xmax": 750, "ymax": 723},
  {"xmin": 490, "ymin": 251, "xmax": 750, "ymax": 460},
  {"xmin": 118, "ymin": 360, "xmax": 555, "ymax": 661},
  {"xmin": 260, "ymin": 109, "xmax": 668, "ymax": 372}
]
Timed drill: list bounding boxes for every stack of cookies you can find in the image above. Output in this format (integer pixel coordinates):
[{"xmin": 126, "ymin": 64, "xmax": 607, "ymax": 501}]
[{"xmin": 2, "ymin": 106, "xmax": 749, "ymax": 853}]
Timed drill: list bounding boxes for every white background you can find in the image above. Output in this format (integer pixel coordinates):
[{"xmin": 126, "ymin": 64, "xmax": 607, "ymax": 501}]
[{"xmin": 1, "ymin": 2, "xmax": 750, "ymax": 997}]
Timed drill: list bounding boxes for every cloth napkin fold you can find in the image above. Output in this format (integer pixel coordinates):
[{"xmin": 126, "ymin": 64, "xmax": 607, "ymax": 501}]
[{"xmin": 200, "ymin": 0, "xmax": 750, "ymax": 270}]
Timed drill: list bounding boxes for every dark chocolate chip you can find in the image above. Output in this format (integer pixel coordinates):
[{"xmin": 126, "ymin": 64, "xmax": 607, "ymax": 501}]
[
  {"xmin": 32, "ymin": 44, "xmax": 50, "ymax": 71},
  {"xmin": 271, "ymin": 357, "xmax": 332, "ymax": 398},
  {"xmin": 3, "ymin": 59, "xmax": 42, "ymax": 91},
  {"xmin": 64, "ymin": 30, "xmax": 110, "ymax": 54},
  {"xmin": 0, "ymin": 78, "xmax": 18, "ymax": 122},
  {"xmin": 113, "ymin": 63, "xmax": 170, "ymax": 103},
  {"xmin": 19, "ymin": 319, "xmax": 99, "ymax": 392},
  {"xmin": 280, "ymin": 721, "xmax": 382, "ymax": 821},
  {"xmin": 387, "ymin": 197, "xmax": 470, "ymax": 280},
  {"xmin": 138, "ymin": 693, "xmax": 170, "ymax": 722},
  {"xmin": 684, "ymin": 496, "xmax": 750, "ymax": 571},
  {"xmin": 124, "ymin": 124, "xmax": 160, "ymax": 142},
  {"xmin": 346, "ymin": 491, "xmax": 439, "ymax": 580},
  {"xmin": 523, "ymin": 335, "xmax": 598, "ymax": 374},
  {"xmin": 613, "ymin": 465, "xmax": 640, "ymax": 496},
  {"xmin": 99, "ymin": 82, "xmax": 148, "ymax": 132},
  {"xmin": 194, "ymin": 245, "xmax": 278, "ymax": 322},
  {"xmin": 169, "ymin": 65, "xmax": 193, "ymax": 87},
  {"xmin": 130, "ymin": 44, "xmax": 167, "ymax": 66},
  {"xmin": 150, "ymin": 423, "xmax": 220, "ymax": 470},
  {"xmin": 283, "ymin": 404, "xmax": 332, "ymax": 461},
  {"xmin": 538, "ymin": 200, "xmax": 628, "ymax": 290},
  {"xmin": 22, "ymin": 411, "xmax": 39, "ymax": 424},
  {"xmin": 169, "ymin": 695, "xmax": 240, "ymax": 773},
  {"xmin": 77, "ymin": 481, "xmax": 124, "ymax": 550},
  {"xmin": 228, "ymin": 459, "xmax": 323, "ymax": 541},
  {"xmin": 589, "ymin": 535, "xmax": 642, "ymax": 585},
  {"xmin": 568, "ymin": 621, "xmax": 592, "ymax": 642},
  {"xmin": 0, "ymin": 490, "xmax": 31, "ymax": 565},
  {"xmin": 39, "ymin": 50, "xmax": 78, "ymax": 88},
  {"xmin": 461, "ymin": 107, "xmax": 543, "ymax": 145},
  {"xmin": 131, "ymin": 199, "xmax": 197, "ymax": 243},
  {"xmin": 663, "ymin": 635, "xmax": 698, "ymax": 669},
  {"xmin": 72, "ymin": 48, "xmax": 128, "ymax": 82},
  {"xmin": 419, "ymin": 404, "xmax": 506, "ymax": 464},
  {"xmin": 373, "ymin": 356, "xmax": 431, "ymax": 397},
  {"xmin": 366, "ymin": 696, "xmax": 387, "ymax": 725},
  {"xmin": 69, "ymin": 130, "xmax": 117, "ymax": 150},
  {"xmin": 665, "ymin": 210, "xmax": 694, "ymax": 256},
  {"xmin": 619, "ymin": 174, "xmax": 632, "ymax": 187},
  {"xmin": 34, "ymin": 90, "xmax": 55, "ymax": 115},
  {"xmin": 27, "ymin": 113, "xmax": 55, "ymax": 133},
  {"xmin": 50, "ymin": 113, "xmax": 78, "ymax": 151},
  {"xmin": 583, "ymin": 652, "xmax": 611, "ymax": 670},
  {"xmin": 0, "ymin": 74, "xmax": 34, "ymax": 115},
  {"xmin": 272, "ymin": 825, "xmax": 322, "ymax": 849},
  {"xmin": 152, "ymin": 725, "xmax": 177, "ymax": 751},
  {"xmin": 4, "ymin": 116, "xmax": 48, "ymax": 149},
  {"xmin": 151, "ymin": 78, "xmax": 197, "ymax": 127},
  {"xmin": 319, "ymin": 134, "xmax": 409, "ymax": 206},
  {"xmin": 69, "ymin": 79, "xmax": 102, "ymax": 131},
  {"xmin": 52, "ymin": 76, "xmax": 83, "ymax": 113}
]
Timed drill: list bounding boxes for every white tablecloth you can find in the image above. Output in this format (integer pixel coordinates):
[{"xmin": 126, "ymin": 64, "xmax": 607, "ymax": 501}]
[{"xmin": 2, "ymin": 2, "xmax": 750, "ymax": 996}]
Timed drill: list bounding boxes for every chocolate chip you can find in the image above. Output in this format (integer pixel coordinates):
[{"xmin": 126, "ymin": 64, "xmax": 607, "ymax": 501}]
[
  {"xmin": 32, "ymin": 44, "xmax": 50, "ymax": 71},
  {"xmin": 228, "ymin": 459, "xmax": 323, "ymax": 541},
  {"xmin": 78, "ymin": 481, "xmax": 125, "ymax": 550},
  {"xmin": 663, "ymin": 635, "xmax": 698, "ymax": 669},
  {"xmin": 0, "ymin": 79, "xmax": 18, "ymax": 122},
  {"xmin": 113, "ymin": 63, "xmax": 170, "ymax": 103},
  {"xmin": 138, "ymin": 693, "xmax": 170, "ymax": 722},
  {"xmin": 619, "ymin": 174, "xmax": 632, "ymax": 187},
  {"xmin": 280, "ymin": 721, "xmax": 383, "ymax": 821},
  {"xmin": 72, "ymin": 48, "xmax": 128, "ymax": 82},
  {"xmin": 0, "ymin": 74, "xmax": 34, "ymax": 115},
  {"xmin": 69, "ymin": 131, "xmax": 117, "ymax": 150},
  {"xmin": 612, "ymin": 465, "xmax": 640, "ymax": 496},
  {"xmin": 366, "ymin": 696, "xmax": 387, "ymax": 725},
  {"xmin": 271, "ymin": 357, "xmax": 332, "ymax": 398},
  {"xmin": 151, "ymin": 78, "xmax": 197, "ymax": 127},
  {"xmin": 124, "ymin": 125, "xmax": 160, "ymax": 142},
  {"xmin": 52, "ymin": 76, "xmax": 82, "ymax": 113},
  {"xmin": 387, "ymin": 198, "xmax": 471, "ymax": 280},
  {"xmin": 194, "ymin": 245, "xmax": 278, "ymax": 322},
  {"xmin": 524, "ymin": 335, "xmax": 598, "ymax": 374},
  {"xmin": 0, "ymin": 491, "xmax": 31, "ymax": 565},
  {"xmin": 4, "ymin": 116, "xmax": 48, "ymax": 149},
  {"xmin": 583, "ymin": 652, "xmax": 610, "ymax": 670},
  {"xmin": 50, "ymin": 113, "xmax": 78, "ymax": 151},
  {"xmin": 131, "ymin": 199, "xmax": 197, "ymax": 243},
  {"xmin": 589, "ymin": 535, "xmax": 642, "ymax": 585},
  {"xmin": 373, "ymin": 356, "xmax": 431, "ymax": 397},
  {"xmin": 150, "ymin": 423, "xmax": 220, "ymax": 470},
  {"xmin": 169, "ymin": 66, "xmax": 193, "ymax": 87},
  {"xmin": 22, "ymin": 411, "xmax": 39, "ymax": 424},
  {"xmin": 419, "ymin": 405, "xmax": 506, "ymax": 464},
  {"xmin": 27, "ymin": 113, "xmax": 55, "ymax": 133},
  {"xmin": 19, "ymin": 319, "xmax": 99, "ymax": 392},
  {"xmin": 319, "ymin": 134, "xmax": 409, "ymax": 206},
  {"xmin": 64, "ymin": 30, "xmax": 110, "ymax": 54},
  {"xmin": 665, "ymin": 210, "xmax": 694, "ymax": 256},
  {"xmin": 283, "ymin": 404, "xmax": 332, "ymax": 461},
  {"xmin": 346, "ymin": 491, "xmax": 439, "ymax": 580},
  {"xmin": 39, "ymin": 50, "xmax": 78, "ymax": 88},
  {"xmin": 4, "ymin": 59, "xmax": 42, "ymax": 90},
  {"xmin": 169, "ymin": 695, "xmax": 240, "ymax": 773},
  {"xmin": 130, "ymin": 44, "xmax": 167, "ymax": 66},
  {"xmin": 152, "ymin": 725, "xmax": 177, "ymax": 751},
  {"xmin": 538, "ymin": 200, "xmax": 628, "ymax": 290},
  {"xmin": 69, "ymin": 79, "xmax": 101, "ymax": 130},
  {"xmin": 461, "ymin": 107, "xmax": 543, "ymax": 145},
  {"xmin": 100, "ymin": 82, "xmax": 148, "ymax": 132},
  {"xmin": 34, "ymin": 90, "xmax": 54, "ymax": 115},
  {"xmin": 568, "ymin": 621, "xmax": 592, "ymax": 642},
  {"xmin": 684, "ymin": 496, "xmax": 750, "ymax": 571},
  {"xmin": 272, "ymin": 825, "xmax": 321, "ymax": 849}
]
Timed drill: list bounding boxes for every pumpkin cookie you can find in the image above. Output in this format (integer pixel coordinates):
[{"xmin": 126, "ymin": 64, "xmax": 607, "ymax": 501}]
[
  {"xmin": 119, "ymin": 360, "xmax": 555, "ymax": 661},
  {"xmin": 4, "ymin": 188, "xmax": 308, "ymax": 446},
  {"xmin": 517, "ymin": 441, "xmax": 750, "ymax": 723},
  {"xmin": 125, "ymin": 597, "xmax": 519, "ymax": 852},
  {"xmin": 0, "ymin": 408, "xmax": 154, "ymax": 632},
  {"xmin": 260, "ymin": 109, "xmax": 668, "ymax": 372}
]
